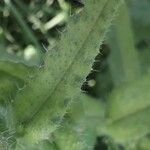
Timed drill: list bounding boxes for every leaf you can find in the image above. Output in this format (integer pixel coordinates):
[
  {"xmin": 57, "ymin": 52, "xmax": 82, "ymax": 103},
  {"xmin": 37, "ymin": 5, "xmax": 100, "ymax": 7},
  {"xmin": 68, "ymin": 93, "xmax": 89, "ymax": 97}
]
[
  {"xmin": 12, "ymin": 0, "xmax": 122, "ymax": 142},
  {"xmin": 123, "ymin": 134, "xmax": 150, "ymax": 150},
  {"xmin": 54, "ymin": 125, "xmax": 86, "ymax": 150},
  {"xmin": 126, "ymin": 0, "xmax": 150, "ymax": 26},
  {"xmin": 0, "ymin": 61, "xmax": 36, "ymax": 81},
  {"xmin": 15, "ymin": 139, "xmax": 57, "ymax": 150},
  {"xmin": 107, "ymin": 2, "xmax": 140, "ymax": 86},
  {"xmin": 103, "ymin": 74, "xmax": 150, "ymax": 143},
  {"xmin": 0, "ymin": 61, "xmax": 36, "ymax": 106},
  {"xmin": 0, "ymin": 71, "xmax": 24, "ymax": 104},
  {"xmin": 63, "ymin": 94, "xmax": 106, "ymax": 149},
  {"xmin": 126, "ymin": 0, "xmax": 150, "ymax": 74}
]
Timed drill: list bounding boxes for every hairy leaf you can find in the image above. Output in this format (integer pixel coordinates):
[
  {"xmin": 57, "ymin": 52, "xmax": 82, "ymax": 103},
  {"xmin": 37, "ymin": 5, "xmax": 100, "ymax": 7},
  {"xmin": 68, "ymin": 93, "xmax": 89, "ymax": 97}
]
[{"xmin": 12, "ymin": 0, "xmax": 122, "ymax": 142}]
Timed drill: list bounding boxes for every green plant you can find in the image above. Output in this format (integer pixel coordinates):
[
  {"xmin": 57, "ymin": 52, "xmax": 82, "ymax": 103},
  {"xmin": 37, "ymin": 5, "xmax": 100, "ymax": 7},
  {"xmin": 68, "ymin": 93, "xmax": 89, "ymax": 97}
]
[{"xmin": 0, "ymin": 0, "xmax": 150, "ymax": 150}]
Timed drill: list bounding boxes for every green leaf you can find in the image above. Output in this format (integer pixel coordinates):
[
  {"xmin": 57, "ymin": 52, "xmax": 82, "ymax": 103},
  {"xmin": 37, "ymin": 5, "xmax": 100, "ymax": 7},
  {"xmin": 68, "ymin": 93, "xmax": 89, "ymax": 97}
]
[
  {"xmin": 103, "ymin": 74, "xmax": 150, "ymax": 143},
  {"xmin": 0, "ymin": 71, "xmax": 24, "ymax": 104},
  {"xmin": 12, "ymin": 0, "xmax": 122, "ymax": 143},
  {"xmin": 54, "ymin": 125, "xmax": 86, "ymax": 150},
  {"xmin": 0, "ymin": 61, "xmax": 36, "ymax": 107},
  {"xmin": 107, "ymin": 2, "xmax": 140, "ymax": 86},
  {"xmin": 0, "ymin": 61, "xmax": 36, "ymax": 81}
]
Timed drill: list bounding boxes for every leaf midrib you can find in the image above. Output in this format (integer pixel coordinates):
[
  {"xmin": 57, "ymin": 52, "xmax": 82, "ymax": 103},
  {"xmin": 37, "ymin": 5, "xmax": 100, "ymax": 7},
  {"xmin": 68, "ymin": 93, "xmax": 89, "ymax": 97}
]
[{"xmin": 23, "ymin": 0, "xmax": 109, "ymax": 124}]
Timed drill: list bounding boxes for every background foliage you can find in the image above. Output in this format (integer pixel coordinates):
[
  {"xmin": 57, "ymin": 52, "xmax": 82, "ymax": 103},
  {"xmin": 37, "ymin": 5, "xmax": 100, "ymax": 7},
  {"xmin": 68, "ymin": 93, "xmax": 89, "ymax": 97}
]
[{"xmin": 0, "ymin": 0, "xmax": 150, "ymax": 150}]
